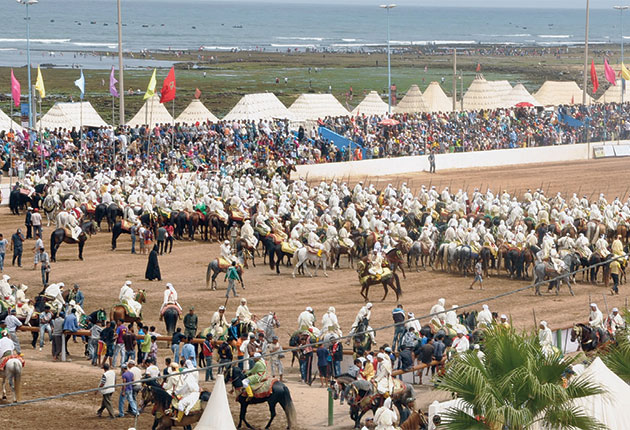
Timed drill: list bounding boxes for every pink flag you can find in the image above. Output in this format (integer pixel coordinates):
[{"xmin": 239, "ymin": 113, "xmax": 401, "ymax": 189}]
[
  {"xmin": 10, "ymin": 69, "xmax": 20, "ymax": 107},
  {"xmin": 604, "ymin": 58, "xmax": 617, "ymax": 86},
  {"xmin": 109, "ymin": 66, "xmax": 119, "ymax": 97}
]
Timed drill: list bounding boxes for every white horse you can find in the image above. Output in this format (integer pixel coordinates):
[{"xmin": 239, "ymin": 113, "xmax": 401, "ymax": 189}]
[
  {"xmin": 1, "ymin": 358, "xmax": 23, "ymax": 402},
  {"xmin": 292, "ymin": 244, "xmax": 330, "ymax": 278},
  {"xmin": 42, "ymin": 194, "xmax": 60, "ymax": 227},
  {"xmin": 256, "ymin": 312, "xmax": 280, "ymax": 341},
  {"xmin": 55, "ymin": 210, "xmax": 73, "ymax": 229}
]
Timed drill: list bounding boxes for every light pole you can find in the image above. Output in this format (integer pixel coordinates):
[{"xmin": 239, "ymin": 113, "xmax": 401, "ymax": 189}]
[
  {"xmin": 17, "ymin": 0, "xmax": 38, "ymax": 129},
  {"xmin": 583, "ymin": 0, "xmax": 590, "ymax": 106},
  {"xmin": 380, "ymin": 4, "xmax": 396, "ymax": 114},
  {"xmin": 117, "ymin": 0, "xmax": 125, "ymax": 125}
]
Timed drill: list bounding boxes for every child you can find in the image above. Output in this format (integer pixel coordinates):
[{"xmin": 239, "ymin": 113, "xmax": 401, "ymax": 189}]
[{"xmin": 470, "ymin": 259, "xmax": 483, "ymax": 290}]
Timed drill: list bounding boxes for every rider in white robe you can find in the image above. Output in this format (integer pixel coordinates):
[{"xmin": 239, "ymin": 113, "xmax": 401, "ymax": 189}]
[
  {"xmin": 589, "ymin": 303, "xmax": 605, "ymax": 330},
  {"xmin": 477, "ymin": 304, "xmax": 493, "ymax": 328},
  {"xmin": 176, "ymin": 360, "xmax": 200, "ymax": 416},
  {"xmin": 538, "ymin": 321, "xmax": 554, "ymax": 356},
  {"xmin": 240, "ymin": 220, "xmax": 258, "ymax": 248},
  {"xmin": 160, "ymin": 283, "xmax": 182, "ymax": 313},
  {"xmin": 321, "ymin": 307, "xmax": 342, "ymax": 337},
  {"xmin": 374, "ymin": 353, "xmax": 393, "ymax": 395},
  {"xmin": 0, "ymin": 275, "xmax": 13, "ymax": 304},
  {"xmin": 220, "ymin": 241, "xmax": 238, "ymax": 264},
  {"xmin": 15, "ymin": 284, "xmax": 34, "ymax": 325},
  {"xmin": 297, "ymin": 307, "xmax": 316, "ymax": 331},
  {"xmin": 119, "ymin": 281, "xmax": 141, "ymax": 316},
  {"xmin": 44, "ymin": 282, "xmax": 66, "ymax": 311},
  {"xmin": 236, "ymin": 299, "xmax": 253, "ymax": 324}
]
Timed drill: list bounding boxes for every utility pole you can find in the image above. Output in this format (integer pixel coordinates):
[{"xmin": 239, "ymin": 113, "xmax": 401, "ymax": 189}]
[
  {"xmin": 583, "ymin": 0, "xmax": 590, "ymax": 105},
  {"xmin": 117, "ymin": 0, "xmax": 125, "ymax": 125},
  {"xmin": 452, "ymin": 48, "xmax": 457, "ymax": 112}
]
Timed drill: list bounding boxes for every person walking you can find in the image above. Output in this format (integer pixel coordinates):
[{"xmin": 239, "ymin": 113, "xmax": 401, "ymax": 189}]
[
  {"xmin": 224, "ymin": 261, "xmax": 241, "ymax": 296},
  {"xmin": 157, "ymin": 226, "xmax": 166, "ymax": 255},
  {"xmin": 130, "ymin": 224, "xmax": 137, "ymax": 254},
  {"xmin": 145, "ymin": 244, "xmax": 161, "ymax": 281},
  {"xmin": 40, "ymin": 246, "xmax": 50, "ymax": 287},
  {"xmin": 0, "ymin": 233, "xmax": 8, "ymax": 272},
  {"xmin": 38, "ymin": 305, "xmax": 53, "ymax": 350},
  {"xmin": 112, "ymin": 320, "xmax": 127, "ymax": 367},
  {"xmin": 428, "ymin": 150, "xmax": 436, "ymax": 173},
  {"xmin": 171, "ymin": 327, "xmax": 185, "ymax": 363},
  {"xmin": 89, "ymin": 321, "xmax": 103, "ymax": 366},
  {"xmin": 25, "ymin": 208, "xmax": 33, "ymax": 239},
  {"xmin": 96, "ymin": 363, "xmax": 116, "ymax": 419},
  {"xmin": 32, "ymin": 233, "xmax": 43, "ymax": 270},
  {"xmin": 10, "ymin": 228, "xmax": 24, "ymax": 267},
  {"xmin": 31, "ymin": 208, "xmax": 42, "ymax": 238},
  {"xmin": 181, "ymin": 336, "xmax": 196, "ymax": 367},
  {"xmin": 469, "ymin": 259, "xmax": 483, "ymax": 290},
  {"xmin": 610, "ymin": 258, "xmax": 621, "ymax": 295},
  {"xmin": 51, "ymin": 311, "xmax": 65, "ymax": 361},
  {"xmin": 391, "ymin": 304, "xmax": 406, "ymax": 352},
  {"xmin": 117, "ymin": 363, "xmax": 139, "ymax": 418},
  {"xmin": 165, "ymin": 224, "xmax": 174, "ymax": 253}
]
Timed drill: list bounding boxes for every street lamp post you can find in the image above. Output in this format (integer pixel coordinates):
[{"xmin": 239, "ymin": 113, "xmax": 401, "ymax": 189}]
[
  {"xmin": 380, "ymin": 4, "xmax": 396, "ymax": 114},
  {"xmin": 17, "ymin": 0, "xmax": 38, "ymax": 129},
  {"xmin": 583, "ymin": 0, "xmax": 590, "ymax": 106}
]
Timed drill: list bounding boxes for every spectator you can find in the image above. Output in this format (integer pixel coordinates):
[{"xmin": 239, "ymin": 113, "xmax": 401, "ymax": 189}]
[
  {"xmin": 96, "ymin": 363, "xmax": 116, "ymax": 419},
  {"xmin": 10, "ymin": 228, "xmax": 24, "ymax": 267},
  {"xmin": 123, "ymin": 325, "xmax": 137, "ymax": 364},
  {"xmin": 118, "ymin": 364, "xmax": 139, "ymax": 418},
  {"xmin": 38, "ymin": 305, "xmax": 53, "ymax": 350},
  {"xmin": 0, "ymin": 233, "xmax": 8, "ymax": 272},
  {"xmin": 201, "ymin": 333, "xmax": 214, "ymax": 381},
  {"xmin": 171, "ymin": 327, "xmax": 185, "ymax": 363},
  {"xmin": 51, "ymin": 311, "xmax": 65, "ymax": 361}
]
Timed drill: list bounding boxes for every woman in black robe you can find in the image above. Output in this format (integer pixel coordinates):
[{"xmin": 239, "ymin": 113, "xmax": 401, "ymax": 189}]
[{"xmin": 145, "ymin": 244, "xmax": 161, "ymax": 281}]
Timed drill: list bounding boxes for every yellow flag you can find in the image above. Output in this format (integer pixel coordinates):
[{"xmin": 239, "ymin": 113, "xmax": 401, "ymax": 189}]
[
  {"xmin": 622, "ymin": 63, "xmax": 630, "ymax": 81},
  {"xmin": 143, "ymin": 69, "xmax": 157, "ymax": 100},
  {"xmin": 35, "ymin": 66, "xmax": 45, "ymax": 98}
]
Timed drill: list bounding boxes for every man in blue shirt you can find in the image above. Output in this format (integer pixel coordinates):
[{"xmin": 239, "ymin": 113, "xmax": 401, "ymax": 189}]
[
  {"xmin": 63, "ymin": 308, "xmax": 80, "ymax": 355},
  {"xmin": 391, "ymin": 304, "xmax": 406, "ymax": 352},
  {"xmin": 180, "ymin": 336, "xmax": 196, "ymax": 367},
  {"xmin": 118, "ymin": 363, "xmax": 139, "ymax": 417}
]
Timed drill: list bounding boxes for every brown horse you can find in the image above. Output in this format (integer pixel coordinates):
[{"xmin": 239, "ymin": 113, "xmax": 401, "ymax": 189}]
[
  {"xmin": 384, "ymin": 247, "xmax": 407, "ymax": 279},
  {"xmin": 139, "ymin": 382, "xmax": 210, "ymax": 430},
  {"xmin": 330, "ymin": 241, "xmax": 356, "ymax": 270},
  {"xmin": 110, "ymin": 290, "xmax": 146, "ymax": 325},
  {"xmin": 356, "ymin": 261, "xmax": 402, "ymax": 302},
  {"xmin": 50, "ymin": 221, "xmax": 97, "ymax": 262}
]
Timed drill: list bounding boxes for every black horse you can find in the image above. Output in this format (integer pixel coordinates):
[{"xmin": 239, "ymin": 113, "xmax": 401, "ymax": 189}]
[
  {"xmin": 265, "ymin": 237, "xmax": 294, "ymax": 275},
  {"xmin": 106, "ymin": 204, "xmax": 123, "ymax": 231},
  {"xmin": 9, "ymin": 188, "xmax": 32, "ymax": 215},
  {"xmin": 93, "ymin": 203, "xmax": 109, "ymax": 230},
  {"xmin": 571, "ymin": 323, "xmax": 612, "ymax": 352},
  {"xmin": 111, "ymin": 214, "xmax": 154, "ymax": 250},
  {"xmin": 227, "ymin": 367, "xmax": 297, "ymax": 429},
  {"xmin": 163, "ymin": 306, "xmax": 180, "ymax": 335},
  {"xmin": 50, "ymin": 221, "xmax": 97, "ymax": 262}
]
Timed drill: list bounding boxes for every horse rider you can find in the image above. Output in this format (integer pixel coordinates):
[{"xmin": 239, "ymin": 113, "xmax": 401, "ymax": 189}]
[
  {"xmin": 429, "ymin": 298, "xmax": 446, "ymax": 328},
  {"xmin": 297, "ymin": 306, "xmax": 316, "ymax": 332},
  {"xmin": 210, "ymin": 305, "xmax": 229, "ymax": 338},
  {"xmin": 350, "ymin": 303, "xmax": 373, "ymax": 336},
  {"xmin": 44, "ymin": 282, "xmax": 65, "ymax": 312},
  {"xmin": 538, "ymin": 321, "xmax": 554, "ymax": 356},
  {"xmin": 575, "ymin": 233, "xmax": 592, "ymax": 259},
  {"xmin": 67, "ymin": 299, "xmax": 85, "ymax": 320},
  {"xmin": 236, "ymin": 298, "xmax": 255, "ymax": 325},
  {"xmin": 368, "ymin": 250, "xmax": 385, "ymax": 276},
  {"xmin": 594, "ymin": 235, "xmax": 610, "ymax": 258},
  {"xmin": 321, "ymin": 306, "xmax": 342, "ymax": 338},
  {"xmin": 373, "ymin": 397, "xmax": 398, "ymax": 430},
  {"xmin": 160, "ymin": 283, "xmax": 182, "ymax": 315},
  {"xmin": 65, "ymin": 209, "xmax": 83, "ymax": 241},
  {"xmin": 119, "ymin": 280, "xmax": 141, "ymax": 317},
  {"xmin": 240, "ymin": 220, "xmax": 258, "ymax": 248},
  {"xmin": 608, "ymin": 308, "xmax": 626, "ymax": 334},
  {"xmin": 15, "ymin": 284, "xmax": 34, "ymax": 325},
  {"xmin": 557, "ymin": 233, "xmax": 575, "ymax": 257},
  {"xmin": 0, "ymin": 275, "xmax": 13, "ymax": 305},
  {"xmin": 220, "ymin": 240, "xmax": 238, "ymax": 264},
  {"xmin": 307, "ymin": 226, "xmax": 324, "ymax": 256},
  {"xmin": 338, "ymin": 224, "xmax": 355, "ymax": 249},
  {"xmin": 589, "ymin": 303, "xmax": 605, "ymax": 330},
  {"xmin": 241, "ymin": 352, "xmax": 268, "ymax": 399},
  {"xmin": 374, "ymin": 352, "xmax": 393, "ymax": 395},
  {"xmin": 477, "ymin": 304, "xmax": 493, "ymax": 328},
  {"xmin": 611, "ymin": 234, "xmax": 626, "ymax": 266},
  {"xmin": 175, "ymin": 360, "xmax": 200, "ymax": 419},
  {"xmin": 452, "ymin": 328, "xmax": 470, "ymax": 354}
]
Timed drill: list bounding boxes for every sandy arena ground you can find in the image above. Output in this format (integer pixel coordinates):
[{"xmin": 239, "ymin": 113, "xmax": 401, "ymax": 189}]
[{"xmin": 1, "ymin": 157, "xmax": 630, "ymax": 429}]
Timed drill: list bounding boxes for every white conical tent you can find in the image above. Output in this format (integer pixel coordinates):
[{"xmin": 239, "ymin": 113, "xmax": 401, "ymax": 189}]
[
  {"xmin": 394, "ymin": 84, "xmax": 429, "ymax": 114},
  {"xmin": 193, "ymin": 374, "xmax": 237, "ymax": 430},
  {"xmin": 488, "ymin": 80, "xmax": 513, "ymax": 108},
  {"xmin": 502, "ymin": 83, "xmax": 543, "ymax": 107},
  {"xmin": 351, "ymin": 91, "xmax": 389, "ymax": 116},
  {"xmin": 463, "ymin": 74, "xmax": 502, "ymax": 111},
  {"xmin": 223, "ymin": 93, "xmax": 292, "ymax": 121},
  {"xmin": 0, "ymin": 109, "xmax": 22, "ymax": 132},
  {"xmin": 288, "ymin": 93, "xmax": 350, "ymax": 121},
  {"xmin": 127, "ymin": 95, "xmax": 174, "ymax": 127},
  {"xmin": 176, "ymin": 99, "xmax": 219, "ymax": 124},
  {"xmin": 597, "ymin": 79, "xmax": 630, "ymax": 103},
  {"xmin": 534, "ymin": 81, "xmax": 592, "ymax": 106},
  {"xmin": 38, "ymin": 101, "xmax": 108, "ymax": 130},
  {"xmin": 423, "ymin": 82, "xmax": 452, "ymax": 113}
]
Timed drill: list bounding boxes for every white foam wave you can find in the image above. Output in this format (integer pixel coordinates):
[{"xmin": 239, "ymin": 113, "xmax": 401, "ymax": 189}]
[
  {"xmin": 73, "ymin": 42, "xmax": 117, "ymax": 48},
  {"xmin": 276, "ymin": 36, "xmax": 324, "ymax": 41},
  {"xmin": 271, "ymin": 43, "xmax": 318, "ymax": 48},
  {"xmin": 538, "ymin": 35, "xmax": 571, "ymax": 39},
  {"xmin": 201, "ymin": 46, "xmax": 239, "ymax": 51},
  {"xmin": 0, "ymin": 48, "xmax": 17, "ymax": 51},
  {"xmin": 0, "ymin": 38, "xmax": 71, "ymax": 44},
  {"xmin": 342, "ymin": 38, "xmax": 359, "ymax": 42}
]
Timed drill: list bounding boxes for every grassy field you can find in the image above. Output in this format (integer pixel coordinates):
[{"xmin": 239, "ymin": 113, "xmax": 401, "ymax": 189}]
[{"xmin": 0, "ymin": 46, "xmax": 618, "ymax": 124}]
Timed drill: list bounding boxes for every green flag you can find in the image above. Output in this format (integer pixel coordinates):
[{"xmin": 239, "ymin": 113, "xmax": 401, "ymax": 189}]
[{"xmin": 143, "ymin": 69, "xmax": 157, "ymax": 100}]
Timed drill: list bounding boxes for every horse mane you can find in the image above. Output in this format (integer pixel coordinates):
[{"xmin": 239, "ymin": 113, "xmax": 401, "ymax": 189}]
[{"xmin": 149, "ymin": 385, "xmax": 173, "ymax": 410}]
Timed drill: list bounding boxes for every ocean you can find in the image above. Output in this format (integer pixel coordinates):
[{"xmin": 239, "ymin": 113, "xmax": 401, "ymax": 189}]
[{"xmin": 0, "ymin": 0, "xmax": 626, "ymax": 68}]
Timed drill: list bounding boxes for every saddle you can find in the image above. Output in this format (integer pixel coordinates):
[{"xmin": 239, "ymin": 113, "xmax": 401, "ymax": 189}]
[
  {"xmin": 306, "ymin": 246, "xmax": 323, "ymax": 257},
  {"xmin": 0, "ymin": 354, "xmax": 25, "ymax": 371},
  {"xmin": 168, "ymin": 397, "xmax": 204, "ymax": 420},
  {"xmin": 249, "ymin": 378, "xmax": 277, "ymax": 398},
  {"xmin": 194, "ymin": 210, "xmax": 206, "ymax": 222},
  {"xmin": 64, "ymin": 227, "xmax": 73, "ymax": 237},
  {"xmin": 160, "ymin": 304, "xmax": 181, "ymax": 317},
  {"xmin": 360, "ymin": 267, "xmax": 392, "ymax": 285},
  {"xmin": 230, "ymin": 209, "xmax": 248, "ymax": 222},
  {"xmin": 269, "ymin": 234, "xmax": 283, "ymax": 245},
  {"xmin": 281, "ymin": 242, "xmax": 297, "ymax": 255},
  {"xmin": 157, "ymin": 208, "xmax": 171, "ymax": 220},
  {"xmin": 121, "ymin": 219, "xmax": 133, "ymax": 232},
  {"xmin": 85, "ymin": 202, "xmax": 96, "ymax": 214},
  {"xmin": 218, "ymin": 258, "xmax": 242, "ymax": 271},
  {"xmin": 116, "ymin": 302, "xmax": 137, "ymax": 318}
]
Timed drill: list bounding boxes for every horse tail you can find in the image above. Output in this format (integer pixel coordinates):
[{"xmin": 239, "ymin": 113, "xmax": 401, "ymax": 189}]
[
  {"xmin": 280, "ymin": 384, "xmax": 297, "ymax": 429},
  {"xmin": 393, "ymin": 272, "xmax": 402, "ymax": 297},
  {"xmin": 206, "ymin": 261, "xmax": 212, "ymax": 288},
  {"xmin": 8, "ymin": 359, "xmax": 22, "ymax": 402}
]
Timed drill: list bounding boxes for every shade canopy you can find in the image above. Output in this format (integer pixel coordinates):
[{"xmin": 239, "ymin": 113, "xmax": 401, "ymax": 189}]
[
  {"xmin": 38, "ymin": 101, "xmax": 108, "ymax": 130},
  {"xmin": 223, "ymin": 93, "xmax": 292, "ymax": 122},
  {"xmin": 351, "ymin": 91, "xmax": 389, "ymax": 116},
  {"xmin": 127, "ymin": 95, "xmax": 174, "ymax": 127},
  {"xmin": 394, "ymin": 84, "xmax": 429, "ymax": 114},
  {"xmin": 463, "ymin": 74, "xmax": 503, "ymax": 111},
  {"xmin": 534, "ymin": 81, "xmax": 592, "ymax": 106},
  {"xmin": 422, "ymin": 82, "xmax": 453, "ymax": 113},
  {"xmin": 502, "ymin": 83, "xmax": 543, "ymax": 108},
  {"xmin": 176, "ymin": 99, "xmax": 219, "ymax": 124},
  {"xmin": 0, "ymin": 109, "xmax": 22, "ymax": 133},
  {"xmin": 288, "ymin": 93, "xmax": 350, "ymax": 121}
]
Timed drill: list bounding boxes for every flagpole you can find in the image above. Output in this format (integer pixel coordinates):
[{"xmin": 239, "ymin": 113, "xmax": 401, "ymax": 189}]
[
  {"xmin": 9, "ymin": 103, "xmax": 13, "ymax": 189},
  {"xmin": 38, "ymin": 90, "xmax": 43, "ymax": 173},
  {"xmin": 583, "ymin": 0, "xmax": 590, "ymax": 106},
  {"xmin": 117, "ymin": 0, "xmax": 125, "ymax": 125}
]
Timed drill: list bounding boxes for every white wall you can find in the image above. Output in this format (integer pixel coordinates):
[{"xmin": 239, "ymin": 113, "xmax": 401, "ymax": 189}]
[{"xmin": 294, "ymin": 143, "xmax": 597, "ymax": 180}]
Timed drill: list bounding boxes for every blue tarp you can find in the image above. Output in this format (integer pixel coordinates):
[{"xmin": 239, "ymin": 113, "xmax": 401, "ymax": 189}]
[
  {"xmin": 318, "ymin": 126, "xmax": 366, "ymax": 158},
  {"xmin": 557, "ymin": 112, "xmax": 584, "ymax": 128}
]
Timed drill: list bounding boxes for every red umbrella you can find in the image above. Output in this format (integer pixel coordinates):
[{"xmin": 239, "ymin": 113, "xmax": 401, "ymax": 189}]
[
  {"xmin": 379, "ymin": 118, "xmax": 400, "ymax": 126},
  {"xmin": 515, "ymin": 102, "xmax": 534, "ymax": 108}
]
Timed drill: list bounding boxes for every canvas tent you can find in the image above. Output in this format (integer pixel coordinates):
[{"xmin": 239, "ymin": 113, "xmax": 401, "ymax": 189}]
[
  {"xmin": 193, "ymin": 374, "xmax": 237, "ymax": 430},
  {"xmin": 127, "ymin": 95, "xmax": 174, "ymax": 127},
  {"xmin": 428, "ymin": 399, "xmax": 472, "ymax": 430},
  {"xmin": 351, "ymin": 91, "xmax": 389, "ymax": 116},
  {"xmin": 534, "ymin": 81, "xmax": 592, "ymax": 106},
  {"xmin": 176, "ymin": 99, "xmax": 219, "ymax": 124},
  {"xmin": 423, "ymin": 81, "xmax": 453, "ymax": 113},
  {"xmin": 597, "ymin": 79, "xmax": 630, "ymax": 103},
  {"xmin": 463, "ymin": 74, "xmax": 502, "ymax": 111},
  {"xmin": 488, "ymin": 80, "xmax": 513, "ymax": 108},
  {"xmin": 288, "ymin": 93, "xmax": 350, "ymax": 121},
  {"xmin": 0, "ymin": 109, "xmax": 22, "ymax": 132},
  {"xmin": 502, "ymin": 83, "xmax": 543, "ymax": 108},
  {"xmin": 394, "ymin": 84, "xmax": 429, "ymax": 114},
  {"xmin": 38, "ymin": 101, "xmax": 108, "ymax": 130},
  {"xmin": 223, "ymin": 93, "xmax": 291, "ymax": 121}
]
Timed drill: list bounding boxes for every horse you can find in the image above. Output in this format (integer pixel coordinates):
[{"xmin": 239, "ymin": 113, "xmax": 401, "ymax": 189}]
[
  {"xmin": 236, "ymin": 238, "xmax": 257, "ymax": 268},
  {"xmin": 139, "ymin": 382, "xmax": 210, "ymax": 430},
  {"xmin": 292, "ymin": 247, "xmax": 329, "ymax": 278},
  {"xmin": 407, "ymin": 241, "xmax": 434, "ymax": 271},
  {"xmin": 50, "ymin": 221, "xmax": 96, "ymax": 262},
  {"xmin": 256, "ymin": 312, "xmax": 280, "ymax": 341},
  {"xmin": 356, "ymin": 261, "xmax": 402, "ymax": 302},
  {"xmin": 330, "ymin": 240, "xmax": 356, "ymax": 270},
  {"xmin": 42, "ymin": 193, "xmax": 60, "ymax": 227},
  {"xmin": 106, "ymin": 203, "xmax": 123, "ymax": 231},
  {"xmin": 571, "ymin": 323, "xmax": 612, "ymax": 353},
  {"xmin": 1, "ymin": 357, "xmax": 23, "ymax": 403},
  {"xmin": 110, "ymin": 290, "xmax": 147, "ymax": 325},
  {"xmin": 266, "ymin": 237, "xmax": 294, "ymax": 275},
  {"xmin": 385, "ymin": 247, "xmax": 407, "ymax": 279},
  {"xmin": 93, "ymin": 203, "xmax": 109, "ymax": 230},
  {"xmin": 9, "ymin": 188, "xmax": 32, "ymax": 215},
  {"xmin": 533, "ymin": 253, "xmax": 580, "ymax": 296},
  {"xmin": 479, "ymin": 246, "xmax": 495, "ymax": 278},
  {"xmin": 205, "ymin": 259, "xmax": 244, "ymax": 290},
  {"xmin": 162, "ymin": 305, "xmax": 181, "ymax": 336},
  {"xmin": 227, "ymin": 367, "xmax": 297, "ymax": 429}
]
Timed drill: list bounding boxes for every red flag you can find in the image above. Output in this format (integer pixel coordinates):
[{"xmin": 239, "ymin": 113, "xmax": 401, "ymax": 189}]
[
  {"xmin": 160, "ymin": 66, "xmax": 176, "ymax": 103},
  {"xmin": 590, "ymin": 60, "xmax": 599, "ymax": 93},
  {"xmin": 476, "ymin": 63, "xmax": 481, "ymax": 72},
  {"xmin": 194, "ymin": 88, "xmax": 201, "ymax": 99},
  {"xmin": 10, "ymin": 69, "xmax": 20, "ymax": 107},
  {"xmin": 571, "ymin": 95, "xmax": 575, "ymax": 104}
]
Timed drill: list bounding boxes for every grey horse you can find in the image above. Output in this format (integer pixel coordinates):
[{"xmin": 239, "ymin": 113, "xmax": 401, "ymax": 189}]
[{"xmin": 534, "ymin": 252, "xmax": 580, "ymax": 296}]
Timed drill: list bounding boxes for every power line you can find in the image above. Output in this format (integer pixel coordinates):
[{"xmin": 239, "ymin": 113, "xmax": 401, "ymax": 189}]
[{"xmin": 0, "ymin": 251, "xmax": 625, "ymax": 409}]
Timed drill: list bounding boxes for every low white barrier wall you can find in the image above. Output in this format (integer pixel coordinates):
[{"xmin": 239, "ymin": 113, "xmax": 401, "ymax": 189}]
[{"xmin": 293, "ymin": 142, "xmax": 601, "ymax": 180}]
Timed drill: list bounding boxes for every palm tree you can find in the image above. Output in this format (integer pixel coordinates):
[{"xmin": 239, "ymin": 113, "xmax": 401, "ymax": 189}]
[{"xmin": 436, "ymin": 326, "xmax": 607, "ymax": 430}]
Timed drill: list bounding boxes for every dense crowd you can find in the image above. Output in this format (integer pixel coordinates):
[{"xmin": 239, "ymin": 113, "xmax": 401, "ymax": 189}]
[{"xmin": 1, "ymin": 101, "xmax": 630, "ymax": 177}]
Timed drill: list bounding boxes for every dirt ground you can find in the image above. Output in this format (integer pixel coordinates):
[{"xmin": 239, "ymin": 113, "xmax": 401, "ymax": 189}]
[{"xmin": 1, "ymin": 157, "xmax": 630, "ymax": 429}]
